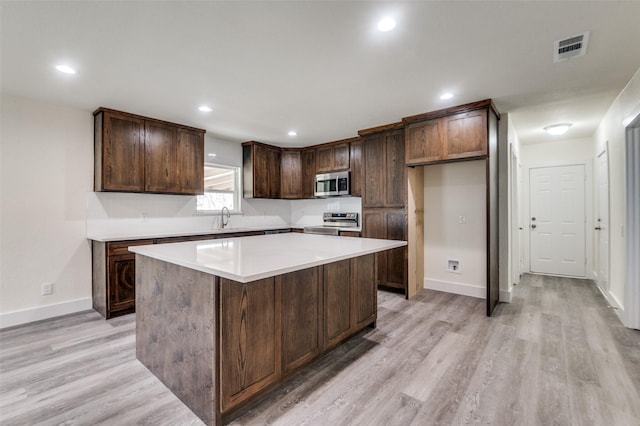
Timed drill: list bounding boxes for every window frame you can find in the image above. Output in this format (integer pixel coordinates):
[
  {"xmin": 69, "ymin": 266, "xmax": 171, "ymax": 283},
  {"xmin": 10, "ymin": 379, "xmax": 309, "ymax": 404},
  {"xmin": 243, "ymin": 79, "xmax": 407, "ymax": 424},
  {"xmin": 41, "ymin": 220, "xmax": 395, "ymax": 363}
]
[{"xmin": 195, "ymin": 162, "xmax": 243, "ymax": 214}]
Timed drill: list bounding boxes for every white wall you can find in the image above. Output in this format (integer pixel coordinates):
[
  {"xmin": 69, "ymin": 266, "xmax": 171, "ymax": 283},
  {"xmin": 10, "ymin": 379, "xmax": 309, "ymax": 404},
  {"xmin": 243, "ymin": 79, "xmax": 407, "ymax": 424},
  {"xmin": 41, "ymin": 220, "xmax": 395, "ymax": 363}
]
[
  {"xmin": 594, "ymin": 66, "xmax": 640, "ymax": 319},
  {"xmin": 423, "ymin": 160, "xmax": 487, "ymax": 298},
  {"xmin": 0, "ymin": 94, "xmax": 94, "ymax": 327}
]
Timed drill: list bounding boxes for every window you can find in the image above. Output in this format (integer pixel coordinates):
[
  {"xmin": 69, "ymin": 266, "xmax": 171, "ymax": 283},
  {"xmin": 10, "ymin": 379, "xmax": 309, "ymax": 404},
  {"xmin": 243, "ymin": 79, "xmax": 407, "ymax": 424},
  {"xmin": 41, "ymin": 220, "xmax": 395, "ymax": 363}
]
[{"xmin": 196, "ymin": 163, "xmax": 241, "ymax": 213}]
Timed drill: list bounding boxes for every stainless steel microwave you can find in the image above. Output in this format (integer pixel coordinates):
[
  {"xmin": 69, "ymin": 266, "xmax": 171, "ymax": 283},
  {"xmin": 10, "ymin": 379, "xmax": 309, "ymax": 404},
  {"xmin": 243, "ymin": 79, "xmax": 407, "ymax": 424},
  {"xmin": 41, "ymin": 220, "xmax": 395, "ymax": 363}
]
[{"xmin": 314, "ymin": 171, "xmax": 350, "ymax": 197}]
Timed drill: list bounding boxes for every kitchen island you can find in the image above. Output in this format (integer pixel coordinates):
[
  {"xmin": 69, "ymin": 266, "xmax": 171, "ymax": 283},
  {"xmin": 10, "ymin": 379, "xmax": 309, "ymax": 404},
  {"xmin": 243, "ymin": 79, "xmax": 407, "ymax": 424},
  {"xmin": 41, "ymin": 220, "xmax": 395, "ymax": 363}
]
[{"xmin": 130, "ymin": 233, "xmax": 406, "ymax": 425}]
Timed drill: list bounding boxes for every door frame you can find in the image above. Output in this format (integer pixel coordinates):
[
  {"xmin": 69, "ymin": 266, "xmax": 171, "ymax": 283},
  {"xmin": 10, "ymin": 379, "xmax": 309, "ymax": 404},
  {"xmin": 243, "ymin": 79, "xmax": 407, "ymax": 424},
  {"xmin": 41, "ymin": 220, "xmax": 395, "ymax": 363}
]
[
  {"xmin": 625, "ymin": 114, "xmax": 640, "ymax": 329},
  {"xmin": 595, "ymin": 146, "xmax": 610, "ymax": 292},
  {"xmin": 523, "ymin": 160, "xmax": 593, "ymax": 278},
  {"xmin": 510, "ymin": 146, "xmax": 522, "ymax": 286}
]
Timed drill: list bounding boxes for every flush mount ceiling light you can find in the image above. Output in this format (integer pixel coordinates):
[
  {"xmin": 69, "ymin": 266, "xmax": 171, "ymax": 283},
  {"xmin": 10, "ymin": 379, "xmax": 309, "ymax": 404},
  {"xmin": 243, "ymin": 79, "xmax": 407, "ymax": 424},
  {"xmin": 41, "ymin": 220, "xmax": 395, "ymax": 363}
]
[
  {"xmin": 440, "ymin": 92, "xmax": 454, "ymax": 100},
  {"xmin": 544, "ymin": 123, "xmax": 572, "ymax": 135},
  {"xmin": 377, "ymin": 17, "xmax": 396, "ymax": 32},
  {"xmin": 55, "ymin": 65, "xmax": 76, "ymax": 74},
  {"xmin": 288, "ymin": 130, "xmax": 297, "ymax": 136},
  {"xmin": 199, "ymin": 106, "xmax": 213, "ymax": 112}
]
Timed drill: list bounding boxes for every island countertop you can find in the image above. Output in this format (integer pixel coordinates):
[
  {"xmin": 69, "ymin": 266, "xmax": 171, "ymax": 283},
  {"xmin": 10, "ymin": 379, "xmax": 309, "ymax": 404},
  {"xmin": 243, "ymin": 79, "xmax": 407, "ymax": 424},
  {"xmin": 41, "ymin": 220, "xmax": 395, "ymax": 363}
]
[{"xmin": 129, "ymin": 232, "xmax": 406, "ymax": 283}]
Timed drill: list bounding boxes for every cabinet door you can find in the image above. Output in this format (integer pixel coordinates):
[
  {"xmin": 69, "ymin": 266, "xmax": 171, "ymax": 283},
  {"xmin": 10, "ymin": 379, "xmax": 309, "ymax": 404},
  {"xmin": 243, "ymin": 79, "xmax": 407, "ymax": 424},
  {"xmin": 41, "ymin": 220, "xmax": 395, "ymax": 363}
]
[
  {"xmin": 349, "ymin": 140, "xmax": 363, "ymax": 197},
  {"xmin": 352, "ymin": 254, "xmax": 376, "ymax": 329},
  {"xmin": 443, "ymin": 109, "xmax": 487, "ymax": 160},
  {"xmin": 267, "ymin": 147, "xmax": 282, "ymax": 198},
  {"xmin": 385, "ymin": 130, "xmax": 406, "ymax": 208},
  {"xmin": 333, "ymin": 143, "xmax": 350, "ymax": 171},
  {"xmin": 324, "ymin": 260, "xmax": 352, "ymax": 348},
  {"xmin": 252, "ymin": 144, "xmax": 270, "ymax": 198},
  {"xmin": 363, "ymin": 134, "xmax": 385, "ymax": 208},
  {"xmin": 100, "ymin": 111, "xmax": 145, "ymax": 192},
  {"xmin": 175, "ymin": 128, "xmax": 204, "ymax": 195},
  {"xmin": 315, "ymin": 146, "xmax": 333, "ymax": 173},
  {"xmin": 220, "ymin": 277, "xmax": 280, "ymax": 412},
  {"xmin": 385, "ymin": 210, "xmax": 408, "ymax": 290},
  {"xmin": 362, "ymin": 209, "xmax": 387, "ymax": 285},
  {"xmin": 301, "ymin": 148, "xmax": 316, "ymax": 198},
  {"xmin": 144, "ymin": 120, "xmax": 178, "ymax": 193},
  {"xmin": 405, "ymin": 119, "xmax": 443, "ymax": 165},
  {"xmin": 280, "ymin": 150, "xmax": 302, "ymax": 199},
  {"xmin": 281, "ymin": 267, "xmax": 322, "ymax": 372},
  {"xmin": 107, "ymin": 254, "xmax": 136, "ymax": 314}
]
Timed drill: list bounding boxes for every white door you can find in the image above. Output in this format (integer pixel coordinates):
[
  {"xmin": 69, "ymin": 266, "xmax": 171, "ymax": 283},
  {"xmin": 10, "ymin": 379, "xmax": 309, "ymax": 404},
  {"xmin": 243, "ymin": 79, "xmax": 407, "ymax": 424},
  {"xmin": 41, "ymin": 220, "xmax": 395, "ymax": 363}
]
[
  {"xmin": 596, "ymin": 150, "xmax": 610, "ymax": 290},
  {"xmin": 529, "ymin": 164, "xmax": 586, "ymax": 277}
]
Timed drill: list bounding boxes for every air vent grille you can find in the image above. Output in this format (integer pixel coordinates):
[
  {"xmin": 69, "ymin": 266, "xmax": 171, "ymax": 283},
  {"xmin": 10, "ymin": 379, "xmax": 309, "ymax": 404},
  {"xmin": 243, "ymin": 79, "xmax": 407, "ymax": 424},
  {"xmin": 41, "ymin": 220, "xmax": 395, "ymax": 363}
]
[{"xmin": 554, "ymin": 32, "xmax": 590, "ymax": 62}]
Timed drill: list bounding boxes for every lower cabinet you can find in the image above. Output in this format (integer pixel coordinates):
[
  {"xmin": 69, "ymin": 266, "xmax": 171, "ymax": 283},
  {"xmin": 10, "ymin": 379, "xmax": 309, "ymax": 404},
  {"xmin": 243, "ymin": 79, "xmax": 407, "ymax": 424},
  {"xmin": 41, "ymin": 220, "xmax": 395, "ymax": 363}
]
[
  {"xmin": 218, "ymin": 254, "xmax": 377, "ymax": 413},
  {"xmin": 92, "ymin": 231, "xmax": 277, "ymax": 319},
  {"xmin": 362, "ymin": 208, "xmax": 407, "ymax": 293},
  {"xmin": 219, "ymin": 277, "xmax": 280, "ymax": 412}
]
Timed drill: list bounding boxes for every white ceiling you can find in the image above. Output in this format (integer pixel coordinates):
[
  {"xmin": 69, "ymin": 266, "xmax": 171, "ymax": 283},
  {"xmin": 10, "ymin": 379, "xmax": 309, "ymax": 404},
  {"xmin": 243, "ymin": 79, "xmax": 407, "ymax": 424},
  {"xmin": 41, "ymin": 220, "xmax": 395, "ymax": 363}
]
[{"xmin": 2, "ymin": 1, "xmax": 639, "ymax": 147}]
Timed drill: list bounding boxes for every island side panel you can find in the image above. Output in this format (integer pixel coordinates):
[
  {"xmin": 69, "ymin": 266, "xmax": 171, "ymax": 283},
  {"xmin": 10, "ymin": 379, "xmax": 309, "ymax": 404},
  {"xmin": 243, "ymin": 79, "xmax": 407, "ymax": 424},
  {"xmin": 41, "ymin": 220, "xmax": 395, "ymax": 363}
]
[{"xmin": 135, "ymin": 255, "xmax": 217, "ymax": 425}]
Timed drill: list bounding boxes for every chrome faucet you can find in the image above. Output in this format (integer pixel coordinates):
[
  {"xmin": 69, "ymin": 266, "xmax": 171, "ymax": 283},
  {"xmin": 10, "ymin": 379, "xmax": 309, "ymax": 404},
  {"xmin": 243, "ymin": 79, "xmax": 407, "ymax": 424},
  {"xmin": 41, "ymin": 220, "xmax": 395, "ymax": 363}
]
[{"xmin": 221, "ymin": 206, "xmax": 231, "ymax": 229}]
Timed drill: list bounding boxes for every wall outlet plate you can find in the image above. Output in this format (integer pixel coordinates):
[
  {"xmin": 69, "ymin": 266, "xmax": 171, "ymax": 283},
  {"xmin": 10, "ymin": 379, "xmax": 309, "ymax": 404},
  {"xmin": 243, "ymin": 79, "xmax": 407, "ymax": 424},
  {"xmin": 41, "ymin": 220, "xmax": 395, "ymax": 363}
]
[
  {"xmin": 447, "ymin": 260, "xmax": 461, "ymax": 273},
  {"xmin": 41, "ymin": 282, "xmax": 53, "ymax": 295}
]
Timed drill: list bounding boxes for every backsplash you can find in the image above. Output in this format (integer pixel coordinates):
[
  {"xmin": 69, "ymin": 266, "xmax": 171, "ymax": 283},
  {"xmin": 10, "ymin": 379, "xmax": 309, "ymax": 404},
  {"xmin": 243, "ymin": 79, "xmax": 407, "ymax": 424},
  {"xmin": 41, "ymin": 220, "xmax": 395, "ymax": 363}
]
[{"xmin": 86, "ymin": 192, "xmax": 362, "ymax": 238}]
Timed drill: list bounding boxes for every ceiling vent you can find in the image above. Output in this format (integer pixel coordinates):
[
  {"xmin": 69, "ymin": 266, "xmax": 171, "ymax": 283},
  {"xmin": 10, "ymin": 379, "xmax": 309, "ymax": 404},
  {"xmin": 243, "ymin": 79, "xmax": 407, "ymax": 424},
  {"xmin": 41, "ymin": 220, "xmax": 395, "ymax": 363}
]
[{"xmin": 554, "ymin": 32, "xmax": 590, "ymax": 62}]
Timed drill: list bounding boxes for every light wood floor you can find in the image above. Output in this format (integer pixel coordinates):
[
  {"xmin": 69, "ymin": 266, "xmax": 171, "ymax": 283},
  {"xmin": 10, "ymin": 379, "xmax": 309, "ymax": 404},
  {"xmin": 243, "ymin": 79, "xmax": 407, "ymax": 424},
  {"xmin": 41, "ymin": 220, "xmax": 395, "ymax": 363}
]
[{"xmin": 2, "ymin": 274, "xmax": 639, "ymax": 425}]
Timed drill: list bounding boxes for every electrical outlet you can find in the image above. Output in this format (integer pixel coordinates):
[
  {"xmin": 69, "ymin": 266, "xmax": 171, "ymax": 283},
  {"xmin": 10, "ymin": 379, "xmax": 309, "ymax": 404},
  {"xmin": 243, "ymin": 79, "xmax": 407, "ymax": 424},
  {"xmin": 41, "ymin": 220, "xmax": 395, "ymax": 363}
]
[
  {"xmin": 41, "ymin": 282, "xmax": 53, "ymax": 295},
  {"xmin": 458, "ymin": 215, "xmax": 466, "ymax": 224},
  {"xmin": 141, "ymin": 212, "xmax": 149, "ymax": 223}
]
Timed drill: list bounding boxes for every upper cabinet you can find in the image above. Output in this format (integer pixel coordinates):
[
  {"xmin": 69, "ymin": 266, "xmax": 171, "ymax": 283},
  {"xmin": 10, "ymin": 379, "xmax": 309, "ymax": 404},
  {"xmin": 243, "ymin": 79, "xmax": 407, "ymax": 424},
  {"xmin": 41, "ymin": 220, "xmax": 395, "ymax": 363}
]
[
  {"xmin": 359, "ymin": 124, "xmax": 406, "ymax": 209},
  {"xmin": 315, "ymin": 142, "xmax": 350, "ymax": 173},
  {"xmin": 280, "ymin": 149, "xmax": 302, "ymax": 199},
  {"xmin": 94, "ymin": 108, "xmax": 205, "ymax": 195},
  {"xmin": 301, "ymin": 148, "xmax": 316, "ymax": 199},
  {"xmin": 243, "ymin": 141, "xmax": 281, "ymax": 199},
  {"xmin": 404, "ymin": 101, "xmax": 490, "ymax": 166},
  {"xmin": 349, "ymin": 139, "xmax": 363, "ymax": 197}
]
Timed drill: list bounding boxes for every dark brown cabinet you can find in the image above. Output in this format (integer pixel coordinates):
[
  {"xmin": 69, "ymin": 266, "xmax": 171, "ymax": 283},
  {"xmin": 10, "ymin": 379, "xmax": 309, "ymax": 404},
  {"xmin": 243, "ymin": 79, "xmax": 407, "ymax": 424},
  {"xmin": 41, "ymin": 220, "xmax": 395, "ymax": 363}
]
[
  {"xmin": 358, "ymin": 123, "xmax": 408, "ymax": 294},
  {"xmin": 243, "ymin": 141, "xmax": 282, "ymax": 198},
  {"xmin": 220, "ymin": 277, "xmax": 280, "ymax": 412},
  {"xmin": 362, "ymin": 128, "xmax": 406, "ymax": 209},
  {"xmin": 362, "ymin": 209, "xmax": 407, "ymax": 291},
  {"xmin": 280, "ymin": 149, "xmax": 303, "ymax": 199},
  {"xmin": 281, "ymin": 267, "xmax": 322, "ymax": 372},
  {"xmin": 315, "ymin": 142, "xmax": 350, "ymax": 173},
  {"xmin": 405, "ymin": 108, "xmax": 488, "ymax": 166},
  {"xmin": 301, "ymin": 148, "xmax": 316, "ymax": 199},
  {"xmin": 92, "ymin": 231, "xmax": 275, "ymax": 319},
  {"xmin": 349, "ymin": 139, "xmax": 363, "ymax": 197},
  {"xmin": 216, "ymin": 253, "xmax": 377, "ymax": 415},
  {"xmin": 94, "ymin": 108, "xmax": 205, "ymax": 195}
]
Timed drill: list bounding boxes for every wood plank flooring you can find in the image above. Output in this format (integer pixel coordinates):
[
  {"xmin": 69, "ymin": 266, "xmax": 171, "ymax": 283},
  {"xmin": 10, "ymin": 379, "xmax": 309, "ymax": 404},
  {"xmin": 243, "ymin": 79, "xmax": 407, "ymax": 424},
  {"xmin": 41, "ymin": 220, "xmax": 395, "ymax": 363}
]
[{"xmin": 2, "ymin": 274, "xmax": 639, "ymax": 425}]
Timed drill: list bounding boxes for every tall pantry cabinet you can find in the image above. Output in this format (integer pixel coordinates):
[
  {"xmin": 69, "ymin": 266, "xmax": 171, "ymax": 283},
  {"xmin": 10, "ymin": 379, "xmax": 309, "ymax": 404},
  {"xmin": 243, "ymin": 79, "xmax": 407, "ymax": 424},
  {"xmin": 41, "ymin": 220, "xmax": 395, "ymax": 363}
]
[{"xmin": 359, "ymin": 123, "xmax": 408, "ymax": 294}]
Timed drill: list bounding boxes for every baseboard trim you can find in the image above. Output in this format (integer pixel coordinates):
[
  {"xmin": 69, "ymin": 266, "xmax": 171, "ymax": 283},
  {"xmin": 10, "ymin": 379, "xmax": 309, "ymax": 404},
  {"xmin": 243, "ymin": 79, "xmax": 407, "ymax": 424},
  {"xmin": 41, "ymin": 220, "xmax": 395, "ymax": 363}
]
[
  {"xmin": 424, "ymin": 278, "xmax": 485, "ymax": 299},
  {"xmin": 594, "ymin": 284, "xmax": 626, "ymax": 325},
  {"xmin": 500, "ymin": 288, "xmax": 513, "ymax": 303},
  {"xmin": 0, "ymin": 298, "xmax": 93, "ymax": 329}
]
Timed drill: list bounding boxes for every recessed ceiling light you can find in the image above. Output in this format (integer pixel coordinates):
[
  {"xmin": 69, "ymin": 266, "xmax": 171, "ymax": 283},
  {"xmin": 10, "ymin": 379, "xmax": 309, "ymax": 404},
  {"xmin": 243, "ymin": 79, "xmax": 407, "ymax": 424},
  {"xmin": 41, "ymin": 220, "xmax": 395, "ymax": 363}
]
[
  {"xmin": 199, "ymin": 106, "xmax": 213, "ymax": 112},
  {"xmin": 544, "ymin": 123, "xmax": 572, "ymax": 135},
  {"xmin": 55, "ymin": 65, "xmax": 76, "ymax": 74},
  {"xmin": 288, "ymin": 131, "xmax": 297, "ymax": 137},
  {"xmin": 377, "ymin": 18, "xmax": 396, "ymax": 32},
  {"xmin": 440, "ymin": 92, "xmax": 454, "ymax": 100},
  {"xmin": 208, "ymin": 153, "xmax": 217, "ymax": 157}
]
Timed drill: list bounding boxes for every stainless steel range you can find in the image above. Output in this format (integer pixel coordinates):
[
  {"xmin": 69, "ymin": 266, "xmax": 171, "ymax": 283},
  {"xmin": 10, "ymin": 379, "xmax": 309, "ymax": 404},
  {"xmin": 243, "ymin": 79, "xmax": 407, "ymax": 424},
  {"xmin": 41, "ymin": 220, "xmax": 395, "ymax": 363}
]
[{"xmin": 303, "ymin": 212, "xmax": 359, "ymax": 236}]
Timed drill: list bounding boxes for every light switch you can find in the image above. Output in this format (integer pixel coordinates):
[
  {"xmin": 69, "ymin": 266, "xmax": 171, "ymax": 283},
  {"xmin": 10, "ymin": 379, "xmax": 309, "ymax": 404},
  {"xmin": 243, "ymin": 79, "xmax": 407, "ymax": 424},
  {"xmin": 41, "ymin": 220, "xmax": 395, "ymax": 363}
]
[{"xmin": 458, "ymin": 215, "xmax": 466, "ymax": 224}]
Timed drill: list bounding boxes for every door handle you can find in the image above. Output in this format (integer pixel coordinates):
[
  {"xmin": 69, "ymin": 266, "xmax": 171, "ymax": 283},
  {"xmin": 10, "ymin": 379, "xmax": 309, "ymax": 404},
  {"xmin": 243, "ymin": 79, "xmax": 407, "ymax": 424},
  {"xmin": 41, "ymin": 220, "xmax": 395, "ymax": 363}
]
[
  {"xmin": 595, "ymin": 227, "xmax": 602, "ymax": 231},
  {"xmin": 531, "ymin": 224, "xmax": 537, "ymax": 229}
]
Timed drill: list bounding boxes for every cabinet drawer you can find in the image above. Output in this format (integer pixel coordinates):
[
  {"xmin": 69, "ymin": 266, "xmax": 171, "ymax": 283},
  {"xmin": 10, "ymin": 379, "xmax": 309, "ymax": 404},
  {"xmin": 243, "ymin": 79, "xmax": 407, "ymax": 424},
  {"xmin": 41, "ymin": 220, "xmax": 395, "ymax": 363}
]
[{"xmin": 107, "ymin": 239, "xmax": 154, "ymax": 256}]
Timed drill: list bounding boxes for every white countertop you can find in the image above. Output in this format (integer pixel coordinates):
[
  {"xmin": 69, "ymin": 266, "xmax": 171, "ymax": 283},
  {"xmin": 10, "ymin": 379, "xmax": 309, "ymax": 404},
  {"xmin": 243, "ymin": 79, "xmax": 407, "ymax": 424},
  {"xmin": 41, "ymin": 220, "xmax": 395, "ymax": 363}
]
[
  {"xmin": 86, "ymin": 225, "xmax": 292, "ymax": 242},
  {"xmin": 129, "ymin": 233, "xmax": 405, "ymax": 283}
]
